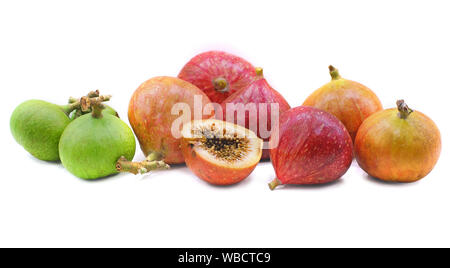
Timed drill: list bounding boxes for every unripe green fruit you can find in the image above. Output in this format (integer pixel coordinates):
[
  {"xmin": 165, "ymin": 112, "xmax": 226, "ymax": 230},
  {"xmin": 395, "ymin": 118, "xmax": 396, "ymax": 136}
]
[
  {"xmin": 59, "ymin": 111, "xmax": 136, "ymax": 179},
  {"xmin": 10, "ymin": 100, "xmax": 71, "ymax": 161}
]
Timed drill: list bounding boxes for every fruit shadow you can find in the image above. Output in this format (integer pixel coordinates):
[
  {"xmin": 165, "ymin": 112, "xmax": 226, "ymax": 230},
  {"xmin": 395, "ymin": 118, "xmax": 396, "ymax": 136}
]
[
  {"xmin": 276, "ymin": 177, "xmax": 344, "ymax": 190},
  {"xmin": 83, "ymin": 173, "xmax": 124, "ymax": 182},
  {"xmin": 27, "ymin": 154, "xmax": 61, "ymax": 165},
  {"xmin": 162, "ymin": 163, "xmax": 254, "ymax": 188},
  {"xmin": 138, "ymin": 162, "xmax": 188, "ymax": 180},
  {"xmin": 363, "ymin": 174, "xmax": 418, "ymax": 187},
  {"xmin": 206, "ymin": 174, "xmax": 254, "ymax": 188},
  {"xmin": 26, "ymin": 154, "xmax": 123, "ymax": 182}
]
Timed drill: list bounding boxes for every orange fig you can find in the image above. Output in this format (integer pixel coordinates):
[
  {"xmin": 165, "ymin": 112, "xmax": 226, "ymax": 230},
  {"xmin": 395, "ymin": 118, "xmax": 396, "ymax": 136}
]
[
  {"xmin": 128, "ymin": 76, "xmax": 212, "ymax": 164},
  {"xmin": 303, "ymin": 65, "xmax": 382, "ymax": 141},
  {"xmin": 355, "ymin": 100, "xmax": 441, "ymax": 182}
]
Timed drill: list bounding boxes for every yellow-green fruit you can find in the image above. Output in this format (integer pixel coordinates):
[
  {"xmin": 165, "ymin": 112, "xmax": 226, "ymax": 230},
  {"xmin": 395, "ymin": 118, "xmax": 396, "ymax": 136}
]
[
  {"xmin": 10, "ymin": 100, "xmax": 71, "ymax": 161},
  {"xmin": 59, "ymin": 112, "xmax": 136, "ymax": 179}
]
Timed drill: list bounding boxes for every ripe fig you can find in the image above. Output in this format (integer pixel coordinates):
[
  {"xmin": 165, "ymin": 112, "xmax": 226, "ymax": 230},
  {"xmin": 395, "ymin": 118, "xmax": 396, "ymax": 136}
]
[
  {"xmin": 303, "ymin": 65, "xmax": 383, "ymax": 141},
  {"xmin": 180, "ymin": 119, "xmax": 263, "ymax": 185},
  {"xmin": 10, "ymin": 92, "xmax": 111, "ymax": 161},
  {"xmin": 128, "ymin": 76, "xmax": 213, "ymax": 164},
  {"xmin": 178, "ymin": 51, "xmax": 257, "ymax": 103},
  {"xmin": 268, "ymin": 107, "xmax": 353, "ymax": 190},
  {"xmin": 217, "ymin": 67, "xmax": 290, "ymax": 159},
  {"xmin": 355, "ymin": 100, "xmax": 441, "ymax": 182},
  {"xmin": 59, "ymin": 99, "xmax": 138, "ymax": 179}
]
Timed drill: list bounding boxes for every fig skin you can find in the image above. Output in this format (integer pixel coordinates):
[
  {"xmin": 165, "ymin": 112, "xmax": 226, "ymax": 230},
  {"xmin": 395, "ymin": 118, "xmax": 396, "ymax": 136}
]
[
  {"xmin": 178, "ymin": 51, "xmax": 257, "ymax": 103},
  {"xmin": 10, "ymin": 100, "xmax": 71, "ymax": 161},
  {"xmin": 59, "ymin": 112, "xmax": 136, "ymax": 180},
  {"xmin": 303, "ymin": 66, "xmax": 382, "ymax": 141},
  {"xmin": 269, "ymin": 106, "xmax": 353, "ymax": 189},
  {"xmin": 355, "ymin": 100, "xmax": 441, "ymax": 182},
  {"xmin": 218, "ymin": 68, "xmax": 290, "ymax": 159},
  {"xmin": 128, "ymin": 76, "xmax": 212, "ymax": 164}
]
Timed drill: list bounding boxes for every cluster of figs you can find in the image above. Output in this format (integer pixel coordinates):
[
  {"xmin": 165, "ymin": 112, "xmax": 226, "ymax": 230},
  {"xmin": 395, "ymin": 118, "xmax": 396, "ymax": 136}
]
[{"xmin": 11, "ymin": 51, "xmax": 441, "ymax": 189}]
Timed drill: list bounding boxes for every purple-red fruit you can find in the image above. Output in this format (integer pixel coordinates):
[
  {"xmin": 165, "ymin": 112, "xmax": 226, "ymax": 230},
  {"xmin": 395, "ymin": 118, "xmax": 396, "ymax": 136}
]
[
  {"xmin": 217, "ymin": 68, "xmax": 290, "ymax": 159},
  {"xmin": 269, "ymin": 106, "xmax": 353, "ymax": 189},
  {"xmin": 178, "ymin": 51, "xmax": 257, "ymax": 103}
]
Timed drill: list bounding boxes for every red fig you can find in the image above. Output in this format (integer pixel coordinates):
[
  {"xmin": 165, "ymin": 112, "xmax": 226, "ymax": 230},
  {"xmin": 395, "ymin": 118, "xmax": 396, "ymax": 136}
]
[
  {"xmin": 269, "ymin": 106, "xmax": 353, "ymax": 190},
  {"xmin": 178, "ymin": 51, "xmax": 257, "ymax": 103},
  {"xmin": 217, "ymin": 68, "xmax": 290, "ymax": 159},
  {"xmin": 128, "ymin": 76, "xmax": 212, "ymax": 164}
]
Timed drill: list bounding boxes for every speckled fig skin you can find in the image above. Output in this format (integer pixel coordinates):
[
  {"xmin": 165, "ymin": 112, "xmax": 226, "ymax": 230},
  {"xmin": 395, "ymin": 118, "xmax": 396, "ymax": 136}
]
[
  {"xmin": 59, "ymin": 111, "xmax": 136, "ymax": 180},
  {"xmin": 303, "ymin": 66, "xmax": 382, "ymax": 141},
  {"xmin": 355, "ymin": 100, "xmax": 441, "ymax": 182},
  {"xmin": 218, "ymin": 68, "xmax": 290, "ymax": 159},
  {"xmin": 128, "ymin": 76, "xmax": 212, "ymax": 164},
  {"xmin": 178, "ymin": 51, "xmax": 257, "ymax": 103},
  {"xmin": 269, "ymin": 106, "xmax": 353, "ymax": 188},
  {"xmin": 10, "ymin": 100, "xmax": 71, "ymax": 161}
]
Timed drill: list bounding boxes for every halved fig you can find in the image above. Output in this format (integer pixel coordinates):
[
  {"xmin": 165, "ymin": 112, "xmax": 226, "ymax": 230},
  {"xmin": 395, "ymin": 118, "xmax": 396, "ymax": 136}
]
[{"xmin": 181, "ymin": 119, "xmax": 263, "ymax": 185}]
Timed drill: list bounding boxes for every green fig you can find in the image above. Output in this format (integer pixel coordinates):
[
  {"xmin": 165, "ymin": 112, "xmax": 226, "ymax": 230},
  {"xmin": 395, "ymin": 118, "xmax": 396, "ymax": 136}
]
[
  {"xmin": 59, "ymin": 100, "xmax": 136, "ymax": 179},
  {"xmin": 10, "ymin": 92, "xmax": 112, "ymax": 161},
  {"xmin": 10, "ymin": 100, "xmax": 71, "ymax": 161}
]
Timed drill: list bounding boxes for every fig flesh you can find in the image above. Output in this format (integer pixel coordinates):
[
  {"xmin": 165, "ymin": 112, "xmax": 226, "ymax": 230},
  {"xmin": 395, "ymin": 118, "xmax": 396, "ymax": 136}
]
[{"xmin": 181, "ymin": 119, "xmax": 263, "ymax": 185}]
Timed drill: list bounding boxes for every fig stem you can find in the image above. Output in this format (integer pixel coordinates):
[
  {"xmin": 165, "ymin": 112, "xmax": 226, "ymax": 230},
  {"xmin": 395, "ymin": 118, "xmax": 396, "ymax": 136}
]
[
  {"xmin": 90, "ymin": 98, "xmax": 106, "ymax": 119},
  {"xmin": 329, "ymin": 65, "xmax": 341, "ymax": 80},
  {"xmin": 116, "ymin": 156, "xmax": 170, "ymax": 175},
  {"xmin": 61, "ymin": 93, "xmax": 111, "ymax": 117},
  {"xmin": 68, "ymin": 90, "xmax": 100, "ymax": 103},
  {"xmin": 255, "ymin": 67, "xmax": 264, "ymax": 77},
  {"xmin": 213, "ymin": 77, "xmax": 229, "ymax": 93},
  {"xmin": 268, "ymin": 178, "xmax": 282, "ymax": 190},
  {"xmin": 80, "ymin": 95, "xmax": 111, "ymax": 113},
  {"xmin": 396, "ymin": 99, "xmax": 413, "ymax": 119},
  {"xmin": 146, "ymin": 151, "xmax": 164, "ymax": 162}
]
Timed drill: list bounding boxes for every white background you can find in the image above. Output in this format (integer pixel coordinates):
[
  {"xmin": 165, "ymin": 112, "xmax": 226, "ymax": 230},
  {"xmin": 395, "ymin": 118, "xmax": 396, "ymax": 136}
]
[{"xmin": 0, "ymin": 0, "xmax": 449, "ymax": 248}]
